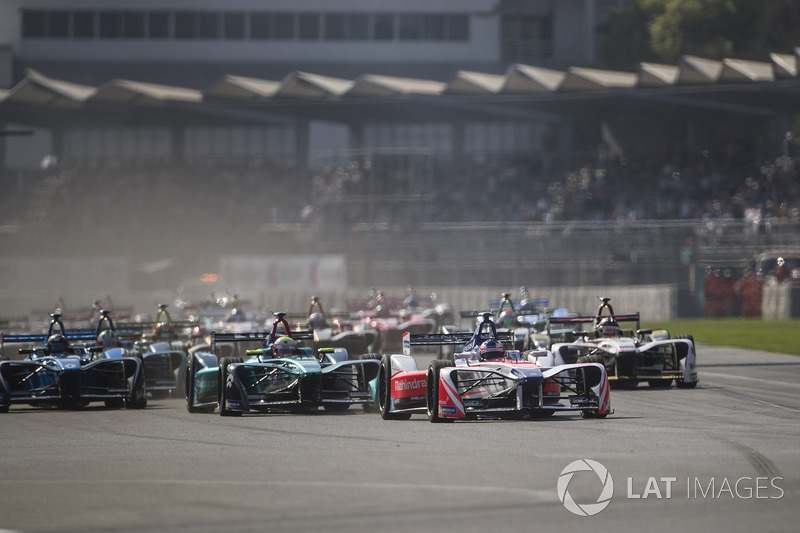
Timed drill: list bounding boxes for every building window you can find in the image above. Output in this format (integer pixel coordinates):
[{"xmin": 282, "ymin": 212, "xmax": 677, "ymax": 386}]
[
  {"xmin": 274, "ymin": 13, "xmax": 295, "ymax": 40},
  {"xmin": 48, "ymin": 11, "xmax": 69, "ymax": 38},
  {"xmin": 350, "ymin": 14, "xmax": 369, "ymax": 40},
  {"xmin": 175, "ymin": 11, "xmax": 196, "ymax": 39},
  {"xmin": 98, "ymin": 11, "xmax": 122, "ymax": 39},
  {"xmin": 502, "ymin": 15, "xmax": 553, "ymax": 61},
  {"xmin": 22, "ymin": 11, "xmax": 46, "ymax": 38},
  {"xmin": 424, "ymin": 15, "xmax": 444, "ymax": 41},
  {"xmin": 198, "ymin": 12, "xmax": 220, "ymax": 39},
  {"xmin": 448, "ymin": 15, "xmax": 469, "ymax": 41},
  {"xmin": 325, "ymin": 13, "xmax": 345, "ymax": 40},
  {"xmin": 224, "ymin": 12, "xmax": 245, "ymax": 39},
  {"xmin": 373, "ymin": 14, "xmax": 394, "ymax": 41},
  {"xmin": 298, "ymin": 14, "xmax": 319, "ymax": 40},
  {"xmin": 251, "ymin": 12, "xmax": 272, "ymax": 39},
  {"xmin": 399, "ymin": 14, "xmax": 422, "ymax": 41},
  {"xmin": 122, "ymin": 11, "xmax": 145, "ymax": 39},
  {"xmin": 72, "ymin": 11, "xmax": 95, "ymax": 39},
  {"xmin": 148, "ymin": 12, "xmax": 170, "ymax": 39}
]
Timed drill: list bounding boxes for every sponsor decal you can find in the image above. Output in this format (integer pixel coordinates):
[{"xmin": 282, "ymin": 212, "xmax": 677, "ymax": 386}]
[
  {"xmin": 440, "ymin": 405, "xmax": 457, "ymax": 415},
  {"xmin": 393, "ymin": 377, "xmax": 426, "ymax": 397}
]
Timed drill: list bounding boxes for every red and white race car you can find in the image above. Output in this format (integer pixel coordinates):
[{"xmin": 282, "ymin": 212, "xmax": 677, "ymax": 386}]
[{"xmin": 377, "ymin": 312, "xmax": 612, "ymax": 422}]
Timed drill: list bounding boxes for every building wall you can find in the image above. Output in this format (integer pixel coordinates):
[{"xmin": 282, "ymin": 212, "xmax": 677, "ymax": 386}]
[{"xmin": 6, "ymin": 0, "xmax": 501, "ymax": 64}]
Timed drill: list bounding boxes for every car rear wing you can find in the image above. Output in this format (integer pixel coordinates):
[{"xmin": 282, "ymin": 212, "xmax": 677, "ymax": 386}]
[
  {"xmin": 402, "ymin": 330, "xmax": 514, "ymax": 356},
  {"xmin": 211, "ymin": 330, "xmax": 314, "ymax": 351},
  {"xmin": 2, "ymin": 332, "xmax": 98, "ymax": 345},
  {"xmin": 546, "ymin": 313, "xmax": 640, "ymax": 334}
]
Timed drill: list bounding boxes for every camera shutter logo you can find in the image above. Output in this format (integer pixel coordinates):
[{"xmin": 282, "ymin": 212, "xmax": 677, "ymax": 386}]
[{"xmin": 557, "ymin": 459, "xmax": 614, "ymax": 516}]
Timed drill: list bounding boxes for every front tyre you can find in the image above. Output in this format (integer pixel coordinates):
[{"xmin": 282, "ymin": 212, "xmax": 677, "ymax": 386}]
[
  {"xmin": 426, "ymin": 359, "xmax": 455, "ymax": 423},
  {"xmin": 378, "ymin": 354, "xmax": 411, "ymax": 420},
  {"xmin": 218, "ymin": 357, "xmax": 244, "ymax": 417}
]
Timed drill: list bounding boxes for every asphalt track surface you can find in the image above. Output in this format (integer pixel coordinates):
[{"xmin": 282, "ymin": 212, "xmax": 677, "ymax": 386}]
[{"xmin": 1, "ymin": 346, "xmax": 799, "ymax": 533}]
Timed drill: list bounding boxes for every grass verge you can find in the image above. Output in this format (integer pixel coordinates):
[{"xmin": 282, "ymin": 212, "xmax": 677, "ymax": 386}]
[{"xmin": 641, "ymin": 318, "xmax": 800, "ymax": 356}]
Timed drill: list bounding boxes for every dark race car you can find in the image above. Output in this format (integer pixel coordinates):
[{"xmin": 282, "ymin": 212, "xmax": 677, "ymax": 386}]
[{"xmin": 0, "ymin": 313, "xmax": 147, "ymax": 411}]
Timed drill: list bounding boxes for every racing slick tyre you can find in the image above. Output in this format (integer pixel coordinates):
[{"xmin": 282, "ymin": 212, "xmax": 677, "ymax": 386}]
[
  {"xmin": 378, "ymin": 354, "xmax": 411, "ymax": 420},
  {"xmin": 674, "ymin": 336, "xmax": 698, "ymax": 389},
  {"xmin": 359, "ymin": 354, "xmax": 381, "ymax": 413},
  {"xmin": 186, "ymin": 353, "xmax": 214, "ymax": 414},
  {"xmin": 426, "ymin": 359, "xmax": 456, "ymax": 423},
  {"xmin": 577, "ymin": 353, "xmax": 635, "ymax": 390},
  {"xmin": 675, "ymin": 363, "xmax": 698, "ymax": 389},
  {"xmin": 219, "ymin": 357, "xmax": 245, "ymax": 417},
  {"xmin": 125, "ymin": 368, "xmax": 148, "ymax": 410}
]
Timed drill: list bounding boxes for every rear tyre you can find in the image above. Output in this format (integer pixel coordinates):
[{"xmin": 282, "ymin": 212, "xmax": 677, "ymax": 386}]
[
  {"xmin": 125, "ymin": 369, "xmax": 148, "ymax": 409},
  {"xmin": 378, "ymin": 355, "xmax": 411, "ymax": 420},
  {"xmin": 218, "ymin": 357, "xmax": 244, "ymax": 417},
  {"xmin": 426, "ymin": 359, "xmax": 455, "ymax": 423}
]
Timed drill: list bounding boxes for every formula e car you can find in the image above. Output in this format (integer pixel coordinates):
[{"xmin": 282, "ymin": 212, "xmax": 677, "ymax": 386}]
[
  {"xmin": 377, "ymin": 311, "xmax": 612, "ymax": 422},
  {"xmin": 185, "ymin": 312, "xmax": 380, "ymax": 416},
  {"xmin": 547, "ymin": 297, "xmax": 698, "ymax": 389},
  {"xmin": 289, "ymin": 295, "xmax": 379, "ymax": 355},
  {"xmin": 346, "ymin": 290, "xmax": 438, "ymax": 353},
  {"xmin": 120, "ymin": 304, "xmax": 195, "ymax": 398},
  {"xmin": 0, "ymin": 313, "xmax": 147, "ymax": 411}
]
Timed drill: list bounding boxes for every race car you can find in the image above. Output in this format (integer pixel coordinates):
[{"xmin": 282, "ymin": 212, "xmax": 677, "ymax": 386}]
[
  {"xmin": 185, "ymin": 312, "xmax": 380, "ymax": 416},
  {"xmin": 460, "ymin": 291, "xmax": 552, "ymax": 352},
  {"xmin": 547, "ymin": 297, "xmax": 698, "ymax": 389},
  {"xmin": 288, "ymin": 295, "xmax": 379, "ymax": 355},
  {"xmin": 345, "ymin": 290, "xmax": 438, "ymax": 353},
  {"xmin": 377, "ymin": 311, "xmax": 612, "ymax": 422},
  {"xmin": 120, "ymin": 304, "xmax": 197, "ymax": 398},
  {"xmin": 0, "ymin": 313, "xmax": 147, "ymax": 412}
]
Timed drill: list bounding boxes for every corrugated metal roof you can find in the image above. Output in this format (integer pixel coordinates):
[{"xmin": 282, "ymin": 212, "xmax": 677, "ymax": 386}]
[
  {"xmin": 0, "ymin": 49, "xmax": 798, "ymax": 111},
  {"xmin": 446, "ymin": 70, "xmax": 505, "ymax": 94},
  {"xmin": 91, "ymin": 79, "xmax": 202, "ymax": 105},
  {"xmin": 502, "ymin": 64, "xmax": 565, "ymax": 93}
]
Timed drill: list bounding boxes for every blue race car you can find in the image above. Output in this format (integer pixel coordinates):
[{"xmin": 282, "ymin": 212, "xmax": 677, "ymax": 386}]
[
  {"xmin": 186, "ymin": 312, "xmax": 380, "ymax": 416},
  {"xmin": 0, "ymin": 313, "xmax": 147, "ymax": 411}
]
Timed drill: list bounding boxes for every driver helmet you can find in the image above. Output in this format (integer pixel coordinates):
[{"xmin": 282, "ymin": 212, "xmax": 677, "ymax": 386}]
[
  {"xmin": 46, "ymin": 333, "xmax": 70, "ymax": 354},
  {"xmin": 478, "ymin": 339, "xmax": 504, "ymax": 361},
  {"xmin": 498, "ymin": 309, "xmax": 516, "ymax": 328},
  {"xmin": 97, "ymin": 330, "xmax": 118, "ymax": 349},
  {"xmin": 272, "ymin": 336, "xmax": 297, "ymax": 358},
  {"xmin": 308, "ymin": 312, "xmax": 327, "ymax": 330},
  {"xmin": 596, "ymin": 317, "xmax": 620, "ymax": 337}
]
